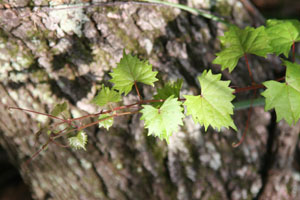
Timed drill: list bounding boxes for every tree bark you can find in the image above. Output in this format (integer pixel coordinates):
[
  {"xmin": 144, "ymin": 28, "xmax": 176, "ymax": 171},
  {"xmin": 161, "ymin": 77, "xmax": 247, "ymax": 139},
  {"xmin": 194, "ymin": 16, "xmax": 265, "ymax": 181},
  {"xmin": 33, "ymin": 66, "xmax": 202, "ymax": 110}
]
[{"xmin": 0, "ymin": 0, "xmax": 300, "ymax": 200}]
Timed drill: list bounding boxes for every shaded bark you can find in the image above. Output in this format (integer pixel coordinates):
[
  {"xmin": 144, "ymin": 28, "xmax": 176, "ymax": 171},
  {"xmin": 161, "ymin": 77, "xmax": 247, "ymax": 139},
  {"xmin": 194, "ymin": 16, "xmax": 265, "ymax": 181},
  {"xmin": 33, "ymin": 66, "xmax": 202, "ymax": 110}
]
[
  {"xmin": 258, "ymin": 120, "xmax": 300, "ymax": 200},
  {"xmin": 0, "ymin": 0, "xmax": 300, "ymax": 200}
]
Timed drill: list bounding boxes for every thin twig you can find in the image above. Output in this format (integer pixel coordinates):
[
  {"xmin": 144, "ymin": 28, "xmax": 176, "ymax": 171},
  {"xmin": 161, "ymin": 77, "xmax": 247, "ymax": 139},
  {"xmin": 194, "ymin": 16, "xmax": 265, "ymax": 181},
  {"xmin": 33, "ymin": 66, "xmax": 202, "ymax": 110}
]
[
  {"xmin": 23, "ymin": 138, "xmax": 51, "ymax": 168},
  {"xmin": 78, "ymin": 110, "xmax": 139, "ymax": 130},
  {"xmin": 0, "ymin": 1, "xmax": 162, "ymax": 11},
  {"xmin": 8, "ymin": 107, "xmax": 66, "ymax": 122},
  {"xmin": 134, "ymin": 81, "xmax": 142, "ymax": 101},
  {"xmin": 244, "ymin": 53, "xmax": 255, "ymax": 84},
  {"xmin": 292, "ymin": 41, "xmax": 296, "ymax": 62},
  {"xmin": 232, "ymin": 88, "xmax": 257, "ymax": 147}
]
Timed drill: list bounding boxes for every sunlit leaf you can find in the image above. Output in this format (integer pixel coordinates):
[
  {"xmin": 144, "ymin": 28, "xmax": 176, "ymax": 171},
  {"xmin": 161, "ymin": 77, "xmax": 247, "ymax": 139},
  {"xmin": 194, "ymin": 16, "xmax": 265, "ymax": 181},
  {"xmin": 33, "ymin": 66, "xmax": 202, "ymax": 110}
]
[
  {"xmin": 183, "ymin": 70, "xmax": 236, "ymax": 131},
  {"xmin": 110, "ymin": 50, "xmax": 158, "ymax": 95}
]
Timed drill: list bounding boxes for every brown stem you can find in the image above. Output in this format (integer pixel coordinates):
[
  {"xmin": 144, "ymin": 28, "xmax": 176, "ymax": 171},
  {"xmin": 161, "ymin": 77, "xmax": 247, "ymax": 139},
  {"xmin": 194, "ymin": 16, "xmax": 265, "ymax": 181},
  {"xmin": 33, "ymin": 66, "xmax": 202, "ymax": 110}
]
[
  {"xmin": 8, "ymin": 106, "xmax": 66, "ymax": 122},
  {"xmin": 65, "ymin": 99, "xmax": 165, "ymax": 123},
  {"xmin": 134, "ymin": 81, "xmax": 142, "ymax": 101},
  {"xmin": 52, "ymin": 127, "xmax": 78, "ymax": 140},
  {"xmin": 292, "ymin": 41, "xmax": 295, "ymax": 62},
  {"xmin": 233, "ymin": 76, "xmax": 285, "ymax": 94},
  {"xmin": 232, "ymin": 89, "xmax": 257, "ymax": 147},
  {"xmin": 78, "ymin": 110, "xmax": 139, "ymax": 130},
  {"xmin": 233, "ymin": 84, "xmax": 264, "ymax": 93},
  {"xmin": 244, "ymin": 53, "xmax": 255, "ymax": 84},
  {"xmin": 51, "ymin": 140, "xmax": 69, "ymax": 148},
  {"xmin": 23, "ymin": 138, "xmax": 52, "ymax": 168}
]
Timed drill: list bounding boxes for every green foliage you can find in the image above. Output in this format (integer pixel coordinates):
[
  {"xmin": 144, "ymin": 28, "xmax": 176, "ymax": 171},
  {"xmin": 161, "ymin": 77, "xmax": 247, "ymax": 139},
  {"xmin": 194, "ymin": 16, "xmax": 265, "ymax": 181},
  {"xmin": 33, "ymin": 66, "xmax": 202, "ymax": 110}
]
[
  {"xmin": 110, "ymin": 50, "xmax": 158, "ymax": 95},
  {"xmin": 20, "ymin": 15, "xmax": 300, "ymax": 154},
  {"xmin": 213, "ymin": 25, "xmax": 272, "ymax": 72},
  {"xmin": 183, "ymin": 70, "xmax": 236, "ymax": 131},
  {"xmin": 92, "ymin": 84, "xmax": 121, "ymax": 107},
  {"xmin": 262, "ymin": 61, "xmax": 300, "ymax": 125},
  {"xmin": 140, "ymin": 96, "xmax": 184, "ymax": 142},
  {"xmin": 153, "ymin": 79, "xmax": 183, "ymax": 107},
  {"xmin": 50, "ymin": 102, "xmax": 68, "ymax": 117},
  {"xmin": 266, "ymin": 19, "xmax": 300, "ymax": 57},
  {"xmin": 68, "ymin": 131, "xmax": 88, "ymax": 150},
  {"xmin": 98, "ymin": 114, "xmax": 114, "ymax": 130}
]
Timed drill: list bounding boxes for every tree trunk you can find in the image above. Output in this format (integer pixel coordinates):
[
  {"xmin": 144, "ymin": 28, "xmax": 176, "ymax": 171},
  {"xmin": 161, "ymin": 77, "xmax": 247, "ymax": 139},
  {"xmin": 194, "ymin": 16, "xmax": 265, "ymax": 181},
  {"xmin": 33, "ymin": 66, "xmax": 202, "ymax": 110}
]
[{"xmin": 0, "ymin": 0, "xmax": 300, "ymax": 199}]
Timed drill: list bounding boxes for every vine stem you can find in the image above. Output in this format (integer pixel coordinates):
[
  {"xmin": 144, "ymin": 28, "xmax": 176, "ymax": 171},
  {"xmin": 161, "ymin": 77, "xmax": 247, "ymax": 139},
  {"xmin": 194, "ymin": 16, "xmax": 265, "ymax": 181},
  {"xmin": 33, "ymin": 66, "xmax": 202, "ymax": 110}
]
[
  {"xmin": 233, "ymin": 84, "xmax": 264, "ymax": 93},
  {"xmin": 292, "ymin": 41, "xmax": 296, "ymax": 62},
  {"xmin": 244, "ymin": 53, "xmax": 255, "ymax": 84},
  {"xmin": 232, "ymin": 89, "xmax": 257, "ymax": 148},
  {"xmin": 134, "ymin": 81, "xmax": 142, "ymax": 101},
  {"xmin": 10, "ymin": 74, "xmax": 285, "ymax": 155},
  {"xmin": 232, "ymin": 76, "xmax": 284, "ymax": 93},
  {"xmin": 0, "ymin": 1, "xmax": 162, "ymax": 11},
  {"xmin": 142, "ymin": 0, "xmax": 228, "ymax": 24},
  {"xmin": 232, "ymin": 53, "xmax": 258, "ymax": 147},
  {"xmin": 10, "ymin": 76, "xmax": 286, "ymax": 128},
  {"xmin": 23, "ymin": 138, "xmax": 51, "ymax": 168},
  {"xmin": 79, "ymin": 110, "xmax": 139, "ymax": 130},
  {"xmin": 25, "ymin": 110, "xmax": 139, "ymax": 165},
  {"xmin": 8, "ymin": 107, "xmax": 66, "ymax": 122},
  {"xmin": 53, "ymin": 99, "xmax": 165, "ymax": 126}
]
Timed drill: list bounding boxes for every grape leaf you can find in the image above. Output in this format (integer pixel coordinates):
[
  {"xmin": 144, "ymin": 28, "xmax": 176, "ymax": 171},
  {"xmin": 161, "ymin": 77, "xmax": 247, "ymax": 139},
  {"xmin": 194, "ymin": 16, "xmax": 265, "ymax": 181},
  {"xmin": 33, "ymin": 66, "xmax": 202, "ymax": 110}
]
[
  {"xmin": 51, "ymin": 102, "xmax": 68, "ymax": 117},
  {"xmin": 183, "ymin": 70, "xmax": 236, "ymax": 131},
  {"xmin": 92, "ymin": 84, "xmax": 121, "ymax": 107},
  {"xmin": 213, "ymin": 25, "xmax": 272, "ymax": 72},
  {"xmin": 266, "ymin": 19, "xmax": 300, "ymax": 57},
  {"xmin": 140, "ymin": 96, "xmax": 184, "ymax": 142},
  {"xmin": 98, "ymin": 113, "xmax": 114, "ymax": 130},
  {"xmin": 261, "ymin": 60, "xmax": 300, "ymax": 125},
  {"xmin": 110, "ymin": 51, "xmax": 158, "ymax": 95},
  {"xmin": 153, "ymin": 79, "xmax": 183, "ymax": 107},
  {"xmin": 68, "ymin": 131, "xmax": 88, "ymax": 150},
  {"xmin": 284, "ymin": 60, "xmax": 300, "ymax": 91}
]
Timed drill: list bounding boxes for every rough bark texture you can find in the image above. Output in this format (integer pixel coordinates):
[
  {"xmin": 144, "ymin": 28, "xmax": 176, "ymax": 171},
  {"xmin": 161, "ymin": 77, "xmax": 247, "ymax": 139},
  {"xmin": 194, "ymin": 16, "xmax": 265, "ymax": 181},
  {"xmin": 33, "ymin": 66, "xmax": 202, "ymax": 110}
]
[{"xmin": 0, "ymin": 0, "xmax": 300, "ymax": 200}]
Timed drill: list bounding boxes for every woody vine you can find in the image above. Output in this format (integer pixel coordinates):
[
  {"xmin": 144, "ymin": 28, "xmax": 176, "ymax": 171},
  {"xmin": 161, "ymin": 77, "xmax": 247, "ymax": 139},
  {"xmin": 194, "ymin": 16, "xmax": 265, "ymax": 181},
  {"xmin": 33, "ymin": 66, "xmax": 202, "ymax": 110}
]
[{"xmin": 7, "ymin": 1, "xmax": 300, "ymax": 164}]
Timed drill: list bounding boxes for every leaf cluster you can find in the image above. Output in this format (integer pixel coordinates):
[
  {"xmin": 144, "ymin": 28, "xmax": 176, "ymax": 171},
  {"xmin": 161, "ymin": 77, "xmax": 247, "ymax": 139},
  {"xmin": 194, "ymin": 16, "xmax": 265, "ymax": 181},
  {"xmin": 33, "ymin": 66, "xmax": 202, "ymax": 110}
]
[
  {"xmin": 22, "ymin": 19, "xmax": 300, "ymax": 152},
  {"xmin": 91, "ymin": 51, "xmax": 237, "ymax": 144},
  {"xmin": 63, "ymin": 18, "xmax": 300, "ymax": 150},
  {"xmin": 213, "ymin": 19, "xmax": 300, "ymax": 126}
]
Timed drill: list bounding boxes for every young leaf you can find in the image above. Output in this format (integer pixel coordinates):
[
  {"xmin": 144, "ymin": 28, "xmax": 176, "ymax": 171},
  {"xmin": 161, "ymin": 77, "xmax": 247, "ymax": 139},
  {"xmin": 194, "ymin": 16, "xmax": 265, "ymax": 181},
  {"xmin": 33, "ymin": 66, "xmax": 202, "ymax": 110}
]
[
  {"xmin": 92, "ymin": 84, "xmax": 121, "ymax": 107},
  {"xmin": 68, "ymin": 131, "xmax": 88, "ymax": 150},
  {"xmin": 183, "ymin": 70, "xmax": 236, "ymax": 131},
  {"xmin": 213, "ymin": 25, "xmax": 272, "ymax": 72},
  {"xmin": 98, "ymin": 113, "xmax": 114, "ymax": 130},
  {"xmin": 153, "ymin": 79, "xmax": 183, "ymax": 107},
  {"xmin": 50, "ymin": 102, "xmax": 68, "ymax": 117},
  {"xmin": 140, "ymin": 96, "xmax": 184, "ymax": 143},
  {"xmin": 266, "ymin": 19, "xmax": 300, "ymax": 57},
  {"xmin": 261, "ymin": 61, "xmax": 300, "ymax": 125},
  {"xmin": 110, "ymin": 51, "xmax": 158, "ymax": 95}
]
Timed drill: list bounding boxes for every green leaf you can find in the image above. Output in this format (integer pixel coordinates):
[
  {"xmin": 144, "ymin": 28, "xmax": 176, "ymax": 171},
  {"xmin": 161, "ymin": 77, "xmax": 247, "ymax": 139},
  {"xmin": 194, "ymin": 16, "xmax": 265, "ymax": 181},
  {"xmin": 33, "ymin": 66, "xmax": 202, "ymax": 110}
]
[
  {"xmin": 98, "ymin": 113, "xmax": 114, "ymax": 130},
  {"xmin": 183, "ymin": 70, "xmax": 236, "ymax": 131},
  {"xmin": 110, "ymin": 51, "xmax": 158, "ymax": 95},
  {"xmin": 153, "ymin": 79, "xmax": 183, "ymax": 107},
  {"xmin": 261, "ymin": 61, "xmax": 300, "ymax": 125},
  {"xmin": 213, "ymin": 25, "xmax": 272, "ymax": 72},
  {"xmin": 68, "ymin": 131, "xmax": 88, "ymax": 150},
  {"xmin": 92, "ymin": 84, "xmax": 121, "ymax": 107},
  {"xmin": 50, "ymin": 102, "xmax": 68, "ymax": 117},
  {"xmin": 140, "ymin": 96, "xmax": 184, "ymax": 143},
  {"xmin": 266, "ymin": 19, "xmax": 300, "ymax": 57},
  {"xmin": 283, "ymin": 60, "xmax": 300, "ymax": 91}
]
